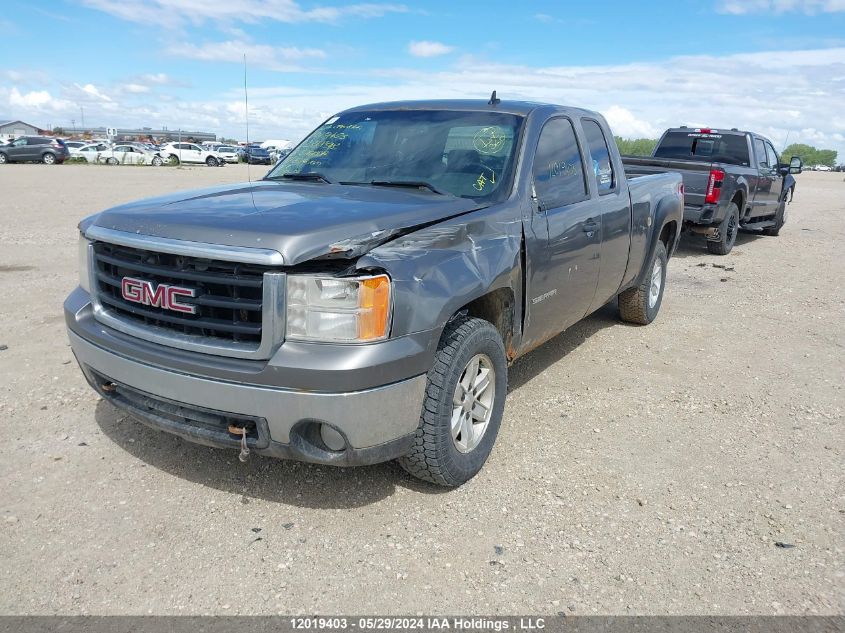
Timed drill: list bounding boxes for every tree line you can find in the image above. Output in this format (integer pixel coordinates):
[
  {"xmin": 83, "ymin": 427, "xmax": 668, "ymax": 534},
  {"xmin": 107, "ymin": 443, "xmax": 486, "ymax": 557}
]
[{"xmin": 614, "ymin": 136, "xmax": 838, "ymax": 167}]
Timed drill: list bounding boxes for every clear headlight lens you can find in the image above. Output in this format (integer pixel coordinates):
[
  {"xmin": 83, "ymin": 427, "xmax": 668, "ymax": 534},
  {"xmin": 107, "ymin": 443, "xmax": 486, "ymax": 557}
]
[
  {"xmin": 286, "ymin": 274, "xmax": 391, "ymax": 342},
  {"xmin": 78, "ymin": 234, "xmax": 91, "ymax": 293}
]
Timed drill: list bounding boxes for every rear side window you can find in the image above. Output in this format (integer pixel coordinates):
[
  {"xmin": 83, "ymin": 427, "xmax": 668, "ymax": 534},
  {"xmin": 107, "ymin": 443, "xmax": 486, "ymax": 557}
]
[
  {"xmin": 581, "ymin": 119, "xmax": 615, "ymax": 193},
  {"xmin": 532, "ymin": 118, "xmax": 588, "ymax": 209},
  {"xmin": 754, "ymin": 139, "xmax": 768, "ymax": 167},
  {"xmin": 655, "ymin": 132, "xmax": 750, "ymax": 166}
]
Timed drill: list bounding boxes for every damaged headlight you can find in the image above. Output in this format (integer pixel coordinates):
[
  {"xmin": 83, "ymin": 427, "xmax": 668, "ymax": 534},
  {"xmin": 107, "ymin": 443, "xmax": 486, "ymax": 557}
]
[
  {"xmin": 286, "ymin": 274, "xmax": 392, "ymax": 343},
  {"xmin": 78, "ymin": 233, "xmax": 92, "ymax": 293}
]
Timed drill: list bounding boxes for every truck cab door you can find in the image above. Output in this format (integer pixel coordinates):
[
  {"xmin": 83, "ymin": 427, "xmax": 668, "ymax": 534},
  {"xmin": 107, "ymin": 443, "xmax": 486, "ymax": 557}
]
[
  {"xmin": 750, "ymin": 137, "xmax": 778, "ymax": 217},
  {"xmin": 522, "ymin": 117, "xmax": 601, "ymax": 349}
]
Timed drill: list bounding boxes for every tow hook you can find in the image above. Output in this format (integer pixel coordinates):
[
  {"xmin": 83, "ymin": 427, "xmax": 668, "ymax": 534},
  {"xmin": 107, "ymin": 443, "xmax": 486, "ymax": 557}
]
[
  {"xmin": 228, "ymin": 424, "xmax": 250, "ymax": 462},
  {"xmin": 101, "ymin": 382, "xmax": 117, "ymax": 393}
]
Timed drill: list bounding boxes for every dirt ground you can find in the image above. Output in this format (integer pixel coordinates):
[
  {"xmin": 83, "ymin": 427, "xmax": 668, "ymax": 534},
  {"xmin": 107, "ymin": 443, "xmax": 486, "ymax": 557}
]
[{"xmin": 0, "ymin": 164, "xmax": 842, "ymax": 615}]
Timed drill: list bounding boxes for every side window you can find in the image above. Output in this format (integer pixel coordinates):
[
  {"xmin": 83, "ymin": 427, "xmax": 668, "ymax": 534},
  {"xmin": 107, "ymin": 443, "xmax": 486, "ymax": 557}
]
[
  {"xmin": 754, "ymin": 138, "xmax": 768, "ymax": 168},
  {"xmin": 581, "ymin": 119, "xmax": 615, "ymax": 193},
  {"xmin": 765, "ymin": 142, "xmax": 780, "ymax": 169},
  {"xmin": 13, "ymin": 138, "xmax": 27, "ymax": 146},
  {"xmin": 532, "ymin": 118, "xmax": 587, "ymax": 209}
]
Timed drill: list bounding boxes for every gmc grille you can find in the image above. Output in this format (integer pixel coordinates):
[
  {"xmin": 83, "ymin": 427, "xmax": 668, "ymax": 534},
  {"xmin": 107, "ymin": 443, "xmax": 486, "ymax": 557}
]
[{"xmin": 92, "ymin": 242, "xmax": 278, "ymax": 349}]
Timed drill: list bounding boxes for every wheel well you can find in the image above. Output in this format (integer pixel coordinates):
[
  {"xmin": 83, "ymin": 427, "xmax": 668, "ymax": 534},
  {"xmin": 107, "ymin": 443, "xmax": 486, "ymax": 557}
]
[
  {"xmin": 659, "ymin": 221, "xmax": 677, "ymax": 253},
  {"xmin": 458, "ymin": 288, "xmax": 515, "ymax": 358},
  {"xmin": 732, "ymin": 192, "xmax": 746, "ymax": 215}
]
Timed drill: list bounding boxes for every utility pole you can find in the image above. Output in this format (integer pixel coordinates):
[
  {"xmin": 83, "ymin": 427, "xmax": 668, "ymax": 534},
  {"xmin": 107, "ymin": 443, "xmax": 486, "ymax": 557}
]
[{"xmin": 80, "ymin": 106, "xmax": 85, "ymax": 131}]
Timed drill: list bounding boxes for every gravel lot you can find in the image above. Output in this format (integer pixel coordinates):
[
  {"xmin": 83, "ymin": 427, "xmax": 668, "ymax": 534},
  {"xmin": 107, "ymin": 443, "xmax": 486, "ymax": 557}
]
[{"xmin": 0, "ymin": 164, "xmax": 842, "ymax": 615}]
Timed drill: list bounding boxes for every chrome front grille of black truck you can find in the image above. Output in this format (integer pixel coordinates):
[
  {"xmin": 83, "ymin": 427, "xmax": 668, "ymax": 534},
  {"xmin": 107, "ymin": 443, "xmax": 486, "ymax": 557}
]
[{"xmin": 85, "ymin": 229, "xmax": 286, "ymax": 360}]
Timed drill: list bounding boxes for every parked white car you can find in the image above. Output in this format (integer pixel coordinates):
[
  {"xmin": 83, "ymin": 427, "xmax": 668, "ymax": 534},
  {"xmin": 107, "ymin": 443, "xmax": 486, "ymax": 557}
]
[
  {"xmin": 813, "ymin": 164, "xmax": 832, "ymax": 172},
  {"xmin": 160, "ymin": 142, "xmax": 224, "ymax": 166},
  {"xmin": 98, "ymin": 144, "xmax": 165, "ymax": 166},
  {"xmin": 69, "ymin": 143, "xmax": 109, "ymax": 163},
  {"xmin": 215, "ymin": 145, "xmax": 240, "ymax": 163}
]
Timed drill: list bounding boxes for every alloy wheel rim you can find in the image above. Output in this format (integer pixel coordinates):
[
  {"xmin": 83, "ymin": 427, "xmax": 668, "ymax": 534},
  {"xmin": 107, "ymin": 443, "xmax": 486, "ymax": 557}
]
[
  {"xmin": 727, "ymin": 214, "xmax": 738, "ymax": 244},
  {"xmin": 649, "ymin": 259, "xmax": 663, "ymax": 309},
  {"xmin": 451, "ymin": 353, "xmax": 495, "ymax": 453}
]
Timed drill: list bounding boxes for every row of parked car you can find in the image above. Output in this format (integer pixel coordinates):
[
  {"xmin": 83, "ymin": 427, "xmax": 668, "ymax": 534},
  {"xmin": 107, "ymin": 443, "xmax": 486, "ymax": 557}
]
[{"xmin": 0, "ymin": 137, "xmax": 284, "ymax": 167}]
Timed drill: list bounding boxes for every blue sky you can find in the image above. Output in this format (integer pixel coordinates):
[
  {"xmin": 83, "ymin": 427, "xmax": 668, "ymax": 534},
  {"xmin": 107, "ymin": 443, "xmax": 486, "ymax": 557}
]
[{"xmin": 1, "ymin": 0, "xmax": 844, "ymax": 157}]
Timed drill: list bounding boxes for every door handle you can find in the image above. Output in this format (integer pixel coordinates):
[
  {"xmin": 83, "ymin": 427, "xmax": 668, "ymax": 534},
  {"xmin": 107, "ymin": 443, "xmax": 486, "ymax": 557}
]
[{"xmin": 582, "ymin": 219, "xmax": 599, "ymax": 233}]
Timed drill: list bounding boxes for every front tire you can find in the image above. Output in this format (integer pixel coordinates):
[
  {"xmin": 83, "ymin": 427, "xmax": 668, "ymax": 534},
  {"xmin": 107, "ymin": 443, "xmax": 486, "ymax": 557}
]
[
  {"xmin": 707, "ymin": 202, "xmax": 739, "ymax": 255},
  {"xmin": 42, "ymin": 153, "xmax": 56, "ymax": 165},
  {"xmin": 0, "ymin": 152, "xmax": 7, "ymax": 164},
  {"xmin": 619, "ymin": 240, "xmax": 668, "ymax": 325},
  {"xmin": 151, "ymin": 156, "xmax": 163, "ymax": 167},
  {"xmin": 206, "ymin": 156, "xmax": 218, "ymax": 167},
  {"xmin": 398, "ymin": 316, "xmax": 507, "ymax": 487},
  {"xmin": 106, "ymin": 157, "xmax": 118, "ymax": 165}
]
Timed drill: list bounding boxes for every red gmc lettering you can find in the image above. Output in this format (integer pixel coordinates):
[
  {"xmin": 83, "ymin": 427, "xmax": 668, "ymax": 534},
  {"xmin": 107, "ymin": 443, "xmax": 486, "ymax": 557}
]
[{"xmin": 121, "ymin": 277, "xmax": 197, "ymax": 314}]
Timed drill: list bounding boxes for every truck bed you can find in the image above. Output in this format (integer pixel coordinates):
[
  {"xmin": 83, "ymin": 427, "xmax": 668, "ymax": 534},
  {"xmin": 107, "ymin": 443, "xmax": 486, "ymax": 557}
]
[{"xmin": 623, "ymin": 155, "xmax": 713, "ymax": 208}]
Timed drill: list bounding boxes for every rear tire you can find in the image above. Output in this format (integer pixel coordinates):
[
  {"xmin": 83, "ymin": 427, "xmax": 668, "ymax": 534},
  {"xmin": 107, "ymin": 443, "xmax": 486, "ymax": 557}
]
[
  {"xmin": 707, "ymin": 202, "xmax": 739, "ymax": 255},
  {"xmin": 619, "ymin": 241, "xmax": 668, "ymax": 325},
  {"xmin": 42, "ymin": 153, "xmax": 56, "ymax": 165},
  {"xmin": 168, "ymin": 154, "xmax": 180, "ymax": 165},
  {"xmin": 762, "ymin": 199, "xmax": 786, "ymax": 236},
  {"xmin": 398, "ymin": 316, "xmax": 507, "ymax": 487}
]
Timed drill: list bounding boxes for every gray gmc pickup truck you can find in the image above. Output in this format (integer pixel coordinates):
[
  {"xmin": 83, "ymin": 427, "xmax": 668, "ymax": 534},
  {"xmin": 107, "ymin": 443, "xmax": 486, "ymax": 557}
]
[
  {"xmin": 623, "ymin": 127, "xmax": 802, "ymax": 255},
  {"xmin": 65, "ymin": 99, "xmax": 683, "ymax": 486}
]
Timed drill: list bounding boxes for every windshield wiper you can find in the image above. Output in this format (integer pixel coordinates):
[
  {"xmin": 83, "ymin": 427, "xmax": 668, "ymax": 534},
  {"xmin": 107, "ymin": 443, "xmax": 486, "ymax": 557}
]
[
  {"xmin": 369, "ymin": 180, "xmax": 449, "ymax": 195},
  {"xmin": 269, "ymin": 172, "xmax": 333, "ymax": 184}
]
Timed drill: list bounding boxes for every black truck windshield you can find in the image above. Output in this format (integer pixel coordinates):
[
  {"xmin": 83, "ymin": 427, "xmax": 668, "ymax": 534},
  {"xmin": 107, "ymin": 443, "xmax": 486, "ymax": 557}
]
[
  {"xmin": 268, "ymin": 110, "xmax": 524, "ymax": 200},
  {"xmin": 654, "ymin": 131, "xmax": 750, "ymax": 166}
]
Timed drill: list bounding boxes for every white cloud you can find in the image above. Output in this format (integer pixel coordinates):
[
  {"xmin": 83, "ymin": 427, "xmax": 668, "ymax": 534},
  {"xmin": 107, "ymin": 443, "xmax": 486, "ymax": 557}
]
[
  {"xmin": 3, "ymin": 46, "xmax": 843, "ymax": 160},
  {"xmin": 167, "ymin": 40, "xmax": 326, "ymax": 70},
  {"xmin": 717, "ymin": 0, "xmax": 845, "ymax": 13},
  {"xmin": 140, "ymin": 73, "xmax": 174, "ymax": 85},
  {"xmin": 9, "ymin": 88, "xmax": 52, "ymax": 108},
  {"xmin": 121, "ymin": 83, "xmax": 150, "ymax": 94},
  {"xmin": 408, "ymin": 40, "xmax": 454, "ymax": 58},
  {"xmin": 80, "ymin": 0, "xmax": 407, "ymax": 28}
]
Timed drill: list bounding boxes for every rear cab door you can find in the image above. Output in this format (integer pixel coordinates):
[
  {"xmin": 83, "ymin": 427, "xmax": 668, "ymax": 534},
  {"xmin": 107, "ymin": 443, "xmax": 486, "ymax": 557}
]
[{"xmin": 579, "ymin": 117, "xmax": 632, "ymax": 311}]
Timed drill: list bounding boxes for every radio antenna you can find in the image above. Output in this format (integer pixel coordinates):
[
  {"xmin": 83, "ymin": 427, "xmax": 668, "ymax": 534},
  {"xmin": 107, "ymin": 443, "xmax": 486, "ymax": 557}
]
[{"xmin": 244, "ymin": 53, "xmax": 251, "ymax": 182}]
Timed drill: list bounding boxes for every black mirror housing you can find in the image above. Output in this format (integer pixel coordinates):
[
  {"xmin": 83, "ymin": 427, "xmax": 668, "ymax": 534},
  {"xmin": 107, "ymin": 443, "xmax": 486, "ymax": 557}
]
[{"xmin": 789, "ymin": 156, "xmax": 803, "ymax": 174}]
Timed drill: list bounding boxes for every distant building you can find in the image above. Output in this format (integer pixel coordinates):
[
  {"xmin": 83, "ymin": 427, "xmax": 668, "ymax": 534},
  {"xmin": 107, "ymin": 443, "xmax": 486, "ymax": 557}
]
[
  {"xmin": 0, "ymin": 120, "xmax": 41, "ymax": 142},
  {"xmin": 61, "ymin": 126, "xmax": 216, "ymax": 143}
]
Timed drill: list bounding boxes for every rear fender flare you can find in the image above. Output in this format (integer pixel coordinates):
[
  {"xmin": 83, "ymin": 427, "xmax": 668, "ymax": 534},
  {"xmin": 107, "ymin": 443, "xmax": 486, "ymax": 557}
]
[{"xmin": 631, "ymin": 194, "xmax": 681, "ymax": 289}]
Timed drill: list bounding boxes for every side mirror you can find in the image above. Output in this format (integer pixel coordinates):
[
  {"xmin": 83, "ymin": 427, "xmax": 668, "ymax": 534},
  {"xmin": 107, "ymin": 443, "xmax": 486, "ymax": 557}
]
[{"xmin": 789, "ymin": 156, "xmax": 803, "ymax": 174}]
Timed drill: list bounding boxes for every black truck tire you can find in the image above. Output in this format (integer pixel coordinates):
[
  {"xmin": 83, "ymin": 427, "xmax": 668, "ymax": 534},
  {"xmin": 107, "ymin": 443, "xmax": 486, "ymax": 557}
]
[
  {"xmin": 762, "ymin": 199, "xmax": 787, "ymax": 236},
  {"xmin": 707, "ymin": 202, "xmax": 739, "ymax": 255},
  {"xmin": 398, "ymin": 316, "xmax": 507, "ymax": 487},
  {"xmin": 618, "ymin": 241, "xmax": 667, "ymax": 325}
]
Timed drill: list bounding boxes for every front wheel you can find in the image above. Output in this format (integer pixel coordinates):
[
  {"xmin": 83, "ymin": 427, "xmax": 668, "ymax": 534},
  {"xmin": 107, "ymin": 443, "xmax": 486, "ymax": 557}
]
[
  {"xmin": 619, "ymin": 240, "xmax": 668, "ymax": 325},
  {"xmin": 206, "ymin": 156, "xmax": 218, "ymax": 167},
  {"xmin": 151, "ymin": 156, "xmax": 163, "ymax": 167},
  {"xmin": 0, "ymin": 152, "xmax": 7, "ymax": 164},
  {"xmin": 106, "ymin": 157, "xmax": 118, "ymax": 165},
  {"xmin": 398, "ymin": 316, "xmax": 507, "ymax": 487},
  {"xmin": 707, "ymin": 202, "xmax": 739, "ymax": 255}
]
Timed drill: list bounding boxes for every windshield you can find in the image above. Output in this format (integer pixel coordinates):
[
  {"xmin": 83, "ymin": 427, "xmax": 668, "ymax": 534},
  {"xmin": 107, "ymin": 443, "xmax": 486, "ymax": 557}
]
[
  {"xmin": 654, "ymin": 131, "xmax": 750, "ymax": 166},
  {"xmin": 268, "ymin": 109, "xmax": 524, "ymax": 200}
]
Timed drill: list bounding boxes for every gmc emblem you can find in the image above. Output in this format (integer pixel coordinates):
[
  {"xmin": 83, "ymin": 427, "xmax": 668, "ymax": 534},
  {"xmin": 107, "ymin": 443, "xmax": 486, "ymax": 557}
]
[{"xmin": 121, "ymin": 277, "xmax": 197, "ymax": 314}]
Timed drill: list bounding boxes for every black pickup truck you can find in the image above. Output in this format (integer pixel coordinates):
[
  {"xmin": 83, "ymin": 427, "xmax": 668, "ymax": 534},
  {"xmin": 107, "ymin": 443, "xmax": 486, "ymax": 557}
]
[{"xmin": 623, "ymin": 127, "xmax": 802, "ymax": 254}]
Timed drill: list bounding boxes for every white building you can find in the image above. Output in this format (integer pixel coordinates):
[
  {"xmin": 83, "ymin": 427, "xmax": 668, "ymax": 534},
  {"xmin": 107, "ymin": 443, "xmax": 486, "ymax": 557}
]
[{"xmin": 0, "ymin": 120, "xmax": 41, "ymax": 142}]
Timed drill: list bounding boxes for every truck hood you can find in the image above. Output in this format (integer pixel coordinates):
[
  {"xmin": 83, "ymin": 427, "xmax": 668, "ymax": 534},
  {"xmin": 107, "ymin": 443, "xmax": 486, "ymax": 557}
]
[{"xmin": 87, "ymin": 180, "xmax": 484, "ymax": 265}]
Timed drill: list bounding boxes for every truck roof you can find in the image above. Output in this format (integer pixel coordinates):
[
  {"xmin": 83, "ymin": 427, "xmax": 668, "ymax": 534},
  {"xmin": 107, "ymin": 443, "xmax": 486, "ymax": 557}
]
[{"xmin": 341, "ymin": 99, "xmax": 598, "ymax": 118}]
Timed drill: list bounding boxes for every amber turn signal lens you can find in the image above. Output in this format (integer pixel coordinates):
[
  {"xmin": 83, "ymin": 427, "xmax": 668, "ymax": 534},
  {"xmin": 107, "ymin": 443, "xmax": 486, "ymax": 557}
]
[{"xmin": 358, "ymin": 274, "xmax": 391, "ymax": 340}]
